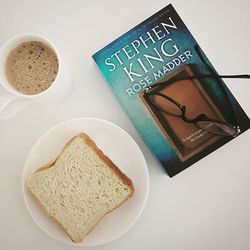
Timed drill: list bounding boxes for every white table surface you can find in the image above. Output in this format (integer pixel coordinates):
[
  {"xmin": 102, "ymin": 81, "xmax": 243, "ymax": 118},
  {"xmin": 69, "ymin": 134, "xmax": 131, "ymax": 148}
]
[{"xmin": 1, "ymin": 0, "xmax": 250, "ymax": 249}]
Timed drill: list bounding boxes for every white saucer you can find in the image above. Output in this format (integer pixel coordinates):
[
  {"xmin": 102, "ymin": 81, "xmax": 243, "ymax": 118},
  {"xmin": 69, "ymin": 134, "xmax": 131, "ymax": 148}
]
[{"xmin": 22, "ymin": 117, "xmax": 149, "ymax": 247}]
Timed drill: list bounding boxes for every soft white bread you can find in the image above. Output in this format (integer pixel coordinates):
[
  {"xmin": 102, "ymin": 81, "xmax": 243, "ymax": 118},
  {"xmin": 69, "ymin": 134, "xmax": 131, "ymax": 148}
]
[{"xmin": 27, "ymin": 133, "xmax": 134, "ymax": 243}]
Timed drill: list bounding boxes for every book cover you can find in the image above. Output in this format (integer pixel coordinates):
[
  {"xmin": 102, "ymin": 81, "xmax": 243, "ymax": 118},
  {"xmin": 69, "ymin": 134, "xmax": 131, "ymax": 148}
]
[{"xmin": 92, "ymin": 4, "xmax": 250, "ymax": 177}]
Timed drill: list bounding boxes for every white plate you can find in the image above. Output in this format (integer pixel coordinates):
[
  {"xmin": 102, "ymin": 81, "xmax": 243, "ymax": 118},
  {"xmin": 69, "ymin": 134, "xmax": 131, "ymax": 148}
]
[{"xmin": 22, "ymin": 117, "xmax": 149, "ymax": 247}]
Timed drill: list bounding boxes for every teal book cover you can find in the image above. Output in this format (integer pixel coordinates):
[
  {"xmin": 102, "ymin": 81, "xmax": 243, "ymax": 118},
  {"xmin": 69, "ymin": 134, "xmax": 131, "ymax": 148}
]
[{"xmin": 92, "ymin": 4, "xmax": 250, "ymax": 177}]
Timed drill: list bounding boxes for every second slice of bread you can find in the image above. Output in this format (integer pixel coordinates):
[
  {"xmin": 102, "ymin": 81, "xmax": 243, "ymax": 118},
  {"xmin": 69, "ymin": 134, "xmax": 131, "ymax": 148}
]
[{"xmin": 27, "ymin": 133, "xmax": 134, "ymax": 243}]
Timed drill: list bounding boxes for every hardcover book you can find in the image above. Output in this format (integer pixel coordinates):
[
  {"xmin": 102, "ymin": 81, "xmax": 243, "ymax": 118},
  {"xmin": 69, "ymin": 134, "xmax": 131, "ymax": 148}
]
[{"xmin": 92, "ymin": 4, "xmax": 250, "ymax": 177}]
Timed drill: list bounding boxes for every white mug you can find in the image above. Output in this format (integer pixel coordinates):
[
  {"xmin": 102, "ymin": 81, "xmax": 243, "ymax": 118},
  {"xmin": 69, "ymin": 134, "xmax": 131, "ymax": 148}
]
[{"xmin": 0, "ymin": 33, "xmax": 71, "ymax": 119}]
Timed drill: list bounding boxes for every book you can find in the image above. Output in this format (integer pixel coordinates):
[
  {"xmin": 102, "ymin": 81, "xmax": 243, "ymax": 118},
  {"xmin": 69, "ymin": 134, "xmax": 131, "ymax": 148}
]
[{"xmin": 92, "ymin": 4, "xmax": 250, "ymax": 177}]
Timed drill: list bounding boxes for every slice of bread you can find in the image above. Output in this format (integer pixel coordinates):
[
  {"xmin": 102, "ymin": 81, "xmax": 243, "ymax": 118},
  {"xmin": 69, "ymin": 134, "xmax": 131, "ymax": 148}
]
[{"xmin": 27, "ymin": 133, "xmax": 134, "ymax": 243}]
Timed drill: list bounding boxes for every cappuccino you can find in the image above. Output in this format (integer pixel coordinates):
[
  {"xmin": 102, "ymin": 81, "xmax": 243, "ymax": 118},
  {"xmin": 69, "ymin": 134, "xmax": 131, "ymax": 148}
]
[{"xmin": 5, "ymin": 41, "xmax": 58, "ymax": 95}]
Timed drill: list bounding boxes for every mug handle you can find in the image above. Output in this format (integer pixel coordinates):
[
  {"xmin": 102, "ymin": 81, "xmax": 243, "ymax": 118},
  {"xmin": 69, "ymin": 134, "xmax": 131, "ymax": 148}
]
[{"xmin": 0, "ymin": 92, "xmax": 30, "ymax": 119}]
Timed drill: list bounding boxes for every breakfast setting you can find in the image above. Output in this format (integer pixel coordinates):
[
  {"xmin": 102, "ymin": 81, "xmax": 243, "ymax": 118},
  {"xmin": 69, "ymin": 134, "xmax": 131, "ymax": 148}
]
[{"xmin": 1, "ymin": 1, "xmax": 250, "ymax": 250}]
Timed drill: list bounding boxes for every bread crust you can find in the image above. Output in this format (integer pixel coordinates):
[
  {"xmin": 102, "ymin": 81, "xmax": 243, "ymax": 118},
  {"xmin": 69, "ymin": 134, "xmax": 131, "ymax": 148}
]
[{"xmin": 27, "ymin": 133, "xmax": 134, "ymax": 243}]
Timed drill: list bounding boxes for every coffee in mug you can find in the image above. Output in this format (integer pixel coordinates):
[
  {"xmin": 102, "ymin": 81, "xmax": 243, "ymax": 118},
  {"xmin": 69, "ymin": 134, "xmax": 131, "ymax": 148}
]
[
  {"xmin": 5, "ymin": 41, "xmax": 58, "ymax": 95},
  {"xmin": 0, "ymin": 33, "xmax": 71, "ymax": 119}
]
